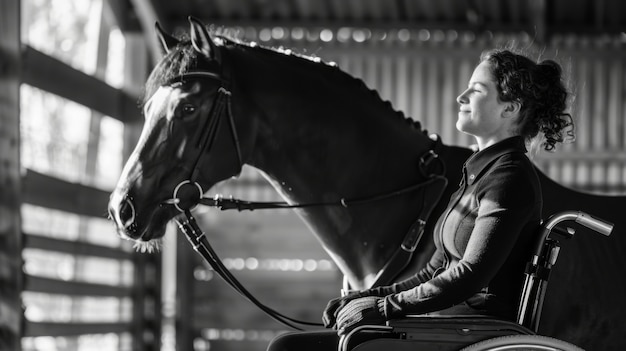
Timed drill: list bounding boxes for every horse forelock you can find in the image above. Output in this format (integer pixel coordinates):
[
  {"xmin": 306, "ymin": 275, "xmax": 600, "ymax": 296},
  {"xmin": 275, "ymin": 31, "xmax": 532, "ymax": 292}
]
[{"xmin": 143, "ymin": 37, "xmax": 220, "ymax": 106}]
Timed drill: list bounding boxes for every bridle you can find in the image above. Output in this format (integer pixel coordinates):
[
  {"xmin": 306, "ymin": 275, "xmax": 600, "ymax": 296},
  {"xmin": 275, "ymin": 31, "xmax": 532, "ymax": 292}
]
[
  {"xmin": 157, "ymin": 51, "xmax": 448, "ymax": 331},
  {"xmin": 162, "ymin": 68, "xmax": 243, "ymax": 212}
]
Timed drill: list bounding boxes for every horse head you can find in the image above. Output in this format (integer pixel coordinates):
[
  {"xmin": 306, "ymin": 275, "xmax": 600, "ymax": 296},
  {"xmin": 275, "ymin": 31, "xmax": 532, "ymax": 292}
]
[{"xmin": 108, "ymin": 17, "xmax": 246, "ymax": 250}]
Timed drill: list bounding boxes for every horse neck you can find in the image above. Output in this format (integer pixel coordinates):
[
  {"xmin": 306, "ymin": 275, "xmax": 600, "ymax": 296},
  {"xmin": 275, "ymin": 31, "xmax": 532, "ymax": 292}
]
[{"xmin": 230, "ymin": 45, "xmax": 434, "ymax": 288}]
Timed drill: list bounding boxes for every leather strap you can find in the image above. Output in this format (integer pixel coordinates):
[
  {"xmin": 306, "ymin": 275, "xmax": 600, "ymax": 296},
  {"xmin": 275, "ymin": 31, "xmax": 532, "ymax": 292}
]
[{"xmin": 369, "ymin": 175, "xmax": 447, "ymax": 288}]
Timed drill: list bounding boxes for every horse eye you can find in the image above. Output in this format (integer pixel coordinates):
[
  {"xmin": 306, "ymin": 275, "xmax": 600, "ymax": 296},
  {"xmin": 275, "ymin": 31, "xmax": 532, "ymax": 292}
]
[{"xmin": 181, "ymin": 104, "xmax": 196, "ymax": 115}]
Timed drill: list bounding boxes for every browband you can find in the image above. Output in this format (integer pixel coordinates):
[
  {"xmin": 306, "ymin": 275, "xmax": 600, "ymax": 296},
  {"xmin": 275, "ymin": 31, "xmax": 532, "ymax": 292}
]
[{"xmin": 165, "ymin": 71, "xmax": 225, "ymax": 86}]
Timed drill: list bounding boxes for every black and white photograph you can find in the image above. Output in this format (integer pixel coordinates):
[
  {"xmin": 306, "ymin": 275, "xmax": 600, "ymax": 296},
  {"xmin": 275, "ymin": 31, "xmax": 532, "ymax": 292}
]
[{"xmin": 1, "ymin": 1, "xmax": 625, "ymax": 350}]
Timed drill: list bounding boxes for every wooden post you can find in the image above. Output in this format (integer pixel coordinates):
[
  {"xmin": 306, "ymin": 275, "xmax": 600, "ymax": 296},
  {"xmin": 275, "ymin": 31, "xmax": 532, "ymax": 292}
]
[
  {"xmin": 121, "ymin": 32, "xmax": 164, "ymax": 350},
  {"xmin": 0, "ymin": 0, "xmax": 23, "ymax": 349},
  {"xmin": 175, "ymin": 233, "xmax": 194, "ymax": 351}
]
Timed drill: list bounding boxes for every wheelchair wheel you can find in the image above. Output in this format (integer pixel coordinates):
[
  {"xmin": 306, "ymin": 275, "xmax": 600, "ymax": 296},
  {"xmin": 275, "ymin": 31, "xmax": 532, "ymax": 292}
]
[{"xmin": 459, "ymin": 334, "xmax": 584, "ymax": 351}]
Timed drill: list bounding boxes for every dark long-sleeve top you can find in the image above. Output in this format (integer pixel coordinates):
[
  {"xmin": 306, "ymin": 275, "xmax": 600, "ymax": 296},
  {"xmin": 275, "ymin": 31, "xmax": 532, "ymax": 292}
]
[{"xmin": 373, "ymin": 136, "xmax": 542, "ymax": 320}]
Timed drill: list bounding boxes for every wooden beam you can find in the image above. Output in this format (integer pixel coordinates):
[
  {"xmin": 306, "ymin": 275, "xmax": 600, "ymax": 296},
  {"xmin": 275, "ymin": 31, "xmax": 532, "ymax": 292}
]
[
  {"xmin": 21, "ymin": 46, "xmax": 141, "ymax": 123},
  {"xmin": 22, "ymin": 169, "xmax": 110, "ymax": 218},
  {"xmin": 24, "ymin": 234, "xmax": 132, "ymax": 261},
  {"xmin": 0, "ymin": 0, "xmax": 23, "ymax": 347},
  {"xmin": 104, "ymin": 0, "xmax": 142, "ymax": 32},
  {"xmin": 25, "ymin": 321, "xmax": 133, "ymax": 337},
  {"xmin": 128, "ymin": 0, "xmax": 166, "ymax": 65},
  {"xmin": 24, "ymin": 276, "xmax": 132, "ymax": 297}
]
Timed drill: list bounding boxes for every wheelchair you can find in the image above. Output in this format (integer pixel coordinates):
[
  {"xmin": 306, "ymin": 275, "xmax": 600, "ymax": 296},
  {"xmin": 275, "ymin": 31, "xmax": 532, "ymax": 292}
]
[{"xmin": 337, "ymin": 210, "xmax": 613, "ymax": 351}]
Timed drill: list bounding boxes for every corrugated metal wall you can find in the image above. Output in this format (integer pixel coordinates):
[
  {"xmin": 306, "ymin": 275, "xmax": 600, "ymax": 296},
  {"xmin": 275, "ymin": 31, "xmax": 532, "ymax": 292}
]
[
  {"xmin": 309, "ymin": 32, "xmax": 626, "ymax": 194},
  {"xmin": 186, "ymin": 29, "xmax": 626, "ymax": 351}
]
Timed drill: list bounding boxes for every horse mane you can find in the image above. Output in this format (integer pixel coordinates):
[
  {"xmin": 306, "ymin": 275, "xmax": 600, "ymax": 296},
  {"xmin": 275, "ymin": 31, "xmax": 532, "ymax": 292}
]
[{"xmin": 144, "ymin": 31, "xmax": 425, "ymax": 133}]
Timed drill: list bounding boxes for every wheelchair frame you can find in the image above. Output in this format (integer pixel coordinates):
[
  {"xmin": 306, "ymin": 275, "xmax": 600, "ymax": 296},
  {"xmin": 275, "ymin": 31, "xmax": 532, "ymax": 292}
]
[{"xmin": 338, "ymin": 210, "xmax": 613, "ymax": 351}]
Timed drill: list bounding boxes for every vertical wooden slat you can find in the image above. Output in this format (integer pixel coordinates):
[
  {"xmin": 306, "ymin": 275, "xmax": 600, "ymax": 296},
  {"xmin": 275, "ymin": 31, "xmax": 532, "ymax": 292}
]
[
  {"xmin": 440, "ymin": 57, "xmax": 456, "ymax": 143},
  {"xmin": 591, "ymin": 59, "xmax": 607, "ymax": 188},
  {"xmin": 561, "ymin": 161, "xmax": 575, "ymax": 185},
  {"xmin": 574, "ymin": 57, "xmax": 590, "ymax": 188},
  {"xmin": 606, "ymin": 59, "xmax": 622, "ymax": 149},
  {"xmin": 425, "ymin": 57, "xmax": 440, "ymax": 134},
  {"xmin": 456, "ymin": 56, "xmax": 474, "ymax": 146},
  {"xmin": 176, "ymin": 231, "xmax": 194, "ymax": 351},
  {"xmin": 606, "ymin": 59, "xmax": 623, "ymax": 192},
  {"xmin": 349, "ymin": 53, "xmax": 364, "ymax": 86},
  {"xmin": 395, "ymin": 55, "xmax": 409, "ymax": 115},
  {"xmin": 365, "ymin": 53, "xmax": 379, "ymax": 95},
  {"xmin": 379, "ymin": 54, "xmax": 393, "ymax": 103},
  {"xmin": 121, "ymin": 32, "xmax": 160, "ymax": 351},
  {"xmin": 0, "ymin": 0, "xmax": 23, "ymax": 349},
  {"xmin": 410, "ymin": 55, "xmax": 425, "ymax": 125}
]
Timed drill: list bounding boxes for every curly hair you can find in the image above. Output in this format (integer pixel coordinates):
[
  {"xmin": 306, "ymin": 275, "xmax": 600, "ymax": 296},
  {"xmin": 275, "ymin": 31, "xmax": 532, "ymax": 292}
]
[{"xmin": 480, "ymin": 49, "xmax": 575, "ymax": 151}]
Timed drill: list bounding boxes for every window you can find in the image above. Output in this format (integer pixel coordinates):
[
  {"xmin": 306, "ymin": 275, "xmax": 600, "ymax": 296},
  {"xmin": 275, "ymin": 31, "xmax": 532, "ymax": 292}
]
[{"xmin": 20, "ymin": 0, "xmax": 147, "ymax": 350}]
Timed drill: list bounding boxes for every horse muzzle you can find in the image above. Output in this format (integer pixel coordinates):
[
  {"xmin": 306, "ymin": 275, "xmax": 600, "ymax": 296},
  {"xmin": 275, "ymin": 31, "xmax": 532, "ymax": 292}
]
[{"xmin": 108, "ymin": 192, "xmax": 143, "ymax": 240}]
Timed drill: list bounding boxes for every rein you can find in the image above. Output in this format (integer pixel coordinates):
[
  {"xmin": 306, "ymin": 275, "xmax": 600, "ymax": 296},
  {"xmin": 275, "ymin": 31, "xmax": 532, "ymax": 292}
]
[
  {"xmin": 198, "ymin": 173, "xmax": 445, "ymax": 211},
  {"xmin": 176, "ymin": 209, "xmax": 322, "ymax": 330}
]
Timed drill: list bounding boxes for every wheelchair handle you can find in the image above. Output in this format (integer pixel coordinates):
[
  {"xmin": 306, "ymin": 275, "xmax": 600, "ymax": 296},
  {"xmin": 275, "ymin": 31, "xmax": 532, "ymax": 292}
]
[
  {"xmin": 544, "ymin": 211, "xmax": 613, "ymax": 237},
  {"xmin": 531, "ymin": 211, "xmax": 613, "ymax": 260},
  {"xmin": 575, "ymin": 211, "xmax": 613, "ymax": 236}
]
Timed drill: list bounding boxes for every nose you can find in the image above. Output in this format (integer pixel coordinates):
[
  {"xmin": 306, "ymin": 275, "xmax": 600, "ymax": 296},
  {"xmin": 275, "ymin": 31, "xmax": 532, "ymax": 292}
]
[
  {"xmin": 456, "ymin": 89, "xmax": 469, "ymax": 104},
  {"xmin": 109, "ymin": 196, "xmax": 137, "ymax": 233},
  {"xmin": 119, "ymin": 198, "xmax": 136, "ymax": 228}
]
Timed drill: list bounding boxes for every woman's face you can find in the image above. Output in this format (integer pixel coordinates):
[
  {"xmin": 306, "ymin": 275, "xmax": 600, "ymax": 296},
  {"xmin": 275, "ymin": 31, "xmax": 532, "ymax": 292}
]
[{"xmin": 456, "ymin": 61, "xmax": 512, "ymax": 147}]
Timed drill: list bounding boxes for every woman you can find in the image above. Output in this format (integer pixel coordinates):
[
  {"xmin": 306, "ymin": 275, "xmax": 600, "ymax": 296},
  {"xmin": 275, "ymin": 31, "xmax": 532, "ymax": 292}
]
[{"xmin": 267, "ymin": 49, "xmax": 574, "ymax": 350}]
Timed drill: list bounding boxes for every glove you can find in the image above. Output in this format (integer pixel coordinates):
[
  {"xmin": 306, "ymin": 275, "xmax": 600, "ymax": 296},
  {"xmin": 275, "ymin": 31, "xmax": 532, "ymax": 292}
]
[
  {"xmin": 335, "ymin": 296, "xmax": 386, "ymax": 336},
  {"xmin": 322, "ymin": 291, "xmax": 367, "ymax": 328}
]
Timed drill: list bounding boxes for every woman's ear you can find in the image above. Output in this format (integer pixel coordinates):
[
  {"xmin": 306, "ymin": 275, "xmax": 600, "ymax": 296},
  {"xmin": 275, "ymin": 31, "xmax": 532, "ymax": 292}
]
[{"xmin": 502, "ymin": 101, "xmax": 521, "ymax": 119}]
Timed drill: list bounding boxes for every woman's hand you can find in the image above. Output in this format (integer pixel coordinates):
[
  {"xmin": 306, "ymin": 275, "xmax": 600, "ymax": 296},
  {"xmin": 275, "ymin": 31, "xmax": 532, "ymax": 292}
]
[
  {"xmin": 335, "ymin": 296, "xmax": 386, "ymax": 336},
  {"xmin": 322, "ymin": 291, "xmax": 367, "ymax": 328}
]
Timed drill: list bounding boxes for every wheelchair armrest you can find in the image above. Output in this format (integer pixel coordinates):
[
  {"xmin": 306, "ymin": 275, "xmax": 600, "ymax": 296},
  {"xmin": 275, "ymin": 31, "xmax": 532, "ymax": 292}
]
[
  {"xmin": 341, "ymin": 316, "xmax": 534, "ymax": 351},
  {"xmin": 387, "ymin": 314, "xmax": 534, "ymax": 335}
]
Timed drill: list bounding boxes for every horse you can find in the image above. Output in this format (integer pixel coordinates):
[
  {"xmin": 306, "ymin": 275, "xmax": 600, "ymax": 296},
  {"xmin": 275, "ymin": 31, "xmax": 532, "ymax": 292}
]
[{"xmin": 108, "ymin": 18, "xmax": 626, "ymax": 350}]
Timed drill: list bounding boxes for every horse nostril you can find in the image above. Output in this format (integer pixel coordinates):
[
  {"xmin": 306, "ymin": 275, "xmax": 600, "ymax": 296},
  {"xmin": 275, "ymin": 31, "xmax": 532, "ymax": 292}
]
[{"xmin": 119, "ymin": 198, "xmax": 136, "ymax": 229}]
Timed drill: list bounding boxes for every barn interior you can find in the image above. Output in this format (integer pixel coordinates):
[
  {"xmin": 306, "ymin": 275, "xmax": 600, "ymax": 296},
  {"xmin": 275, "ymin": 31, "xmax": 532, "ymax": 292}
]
[{"xmin": 1, "ymin": 0, "xmax": 625, "ymax": 350}]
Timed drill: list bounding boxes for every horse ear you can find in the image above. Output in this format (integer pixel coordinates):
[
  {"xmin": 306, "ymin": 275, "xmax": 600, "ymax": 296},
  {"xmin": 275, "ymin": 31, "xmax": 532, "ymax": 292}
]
[
  {"xmin": 155, "ymin": 22, "xmax": 179, "ymax": 54},
  {"xmin": 188, "ymin": 16, "xmax": 221, "ymax": 63}
]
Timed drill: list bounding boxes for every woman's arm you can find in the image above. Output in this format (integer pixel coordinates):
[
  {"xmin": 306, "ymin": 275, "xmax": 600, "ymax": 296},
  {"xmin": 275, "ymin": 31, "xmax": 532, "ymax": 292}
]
[{"xmin": 382, "ymin": 162, "xmax": 539, "ymax": 318}]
